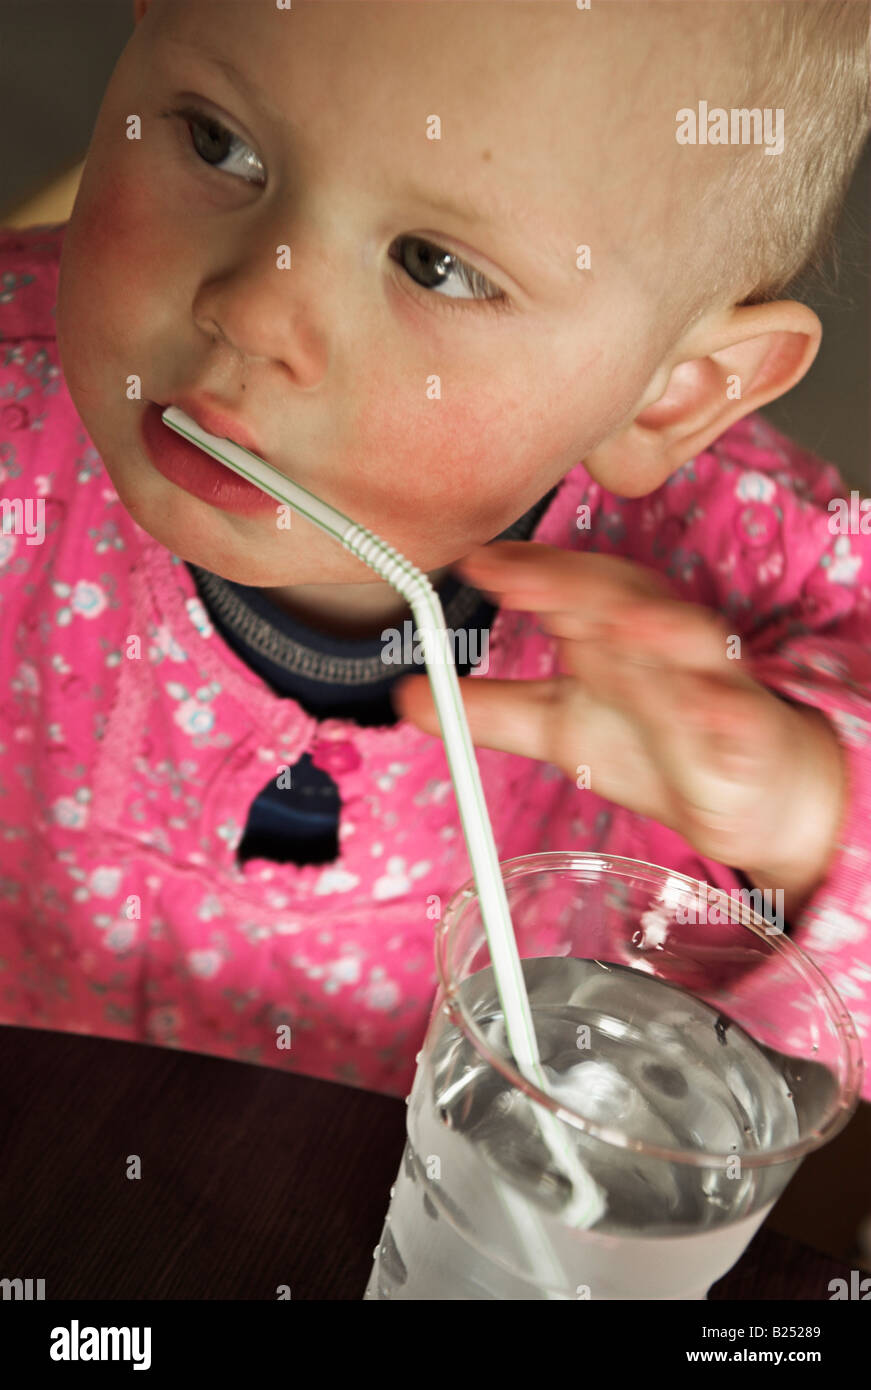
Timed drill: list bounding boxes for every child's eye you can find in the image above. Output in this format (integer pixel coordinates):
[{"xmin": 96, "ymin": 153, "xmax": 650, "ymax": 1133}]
[
  {"xmin": 161, "ymin": 105, "xmax": 267, "ymax": 187},
  {"xmin": 389, "ymin": 235, "xmax": 509, "ymax": 309}
]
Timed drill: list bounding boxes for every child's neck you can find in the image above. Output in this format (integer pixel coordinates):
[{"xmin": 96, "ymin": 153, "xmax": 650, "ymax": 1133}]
[{"xmin": 258, "ymin": 566, "xmax": 452, "ymax": 639}]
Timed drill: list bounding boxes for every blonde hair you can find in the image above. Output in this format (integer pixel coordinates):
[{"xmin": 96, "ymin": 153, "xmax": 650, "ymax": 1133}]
[{"xmin": 688, "ymin": 0, "xmax": 871, "ymax": 313}]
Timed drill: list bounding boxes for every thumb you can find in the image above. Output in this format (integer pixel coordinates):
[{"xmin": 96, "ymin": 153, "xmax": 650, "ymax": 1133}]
[{"xmin": 391, "ymin": 672, "xmax": 559, "ymax": 763}]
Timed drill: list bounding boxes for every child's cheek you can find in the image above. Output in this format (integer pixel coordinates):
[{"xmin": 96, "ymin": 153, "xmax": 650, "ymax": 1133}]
[
  {"xmin": 67, "ymin": 163, "xmax": 176, "ymax": 321},
  {"xmin": 351, "ymin": 372, "xmax": 520, "ymax": 523}
]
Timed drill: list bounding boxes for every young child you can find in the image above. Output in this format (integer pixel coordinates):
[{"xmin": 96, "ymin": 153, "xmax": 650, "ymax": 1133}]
[{"xmin": 1, "ymin": 0, "xmax": 870, "ymax": 1104}]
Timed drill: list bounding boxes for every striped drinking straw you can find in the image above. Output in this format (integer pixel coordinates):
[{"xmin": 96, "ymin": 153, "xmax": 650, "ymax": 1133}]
[{"xmin": 162, "ymin": 406, "xmax": 607, "ymax": 1291}]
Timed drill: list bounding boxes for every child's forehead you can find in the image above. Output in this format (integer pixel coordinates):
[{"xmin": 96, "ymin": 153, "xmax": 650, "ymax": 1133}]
[
  {"xmin": 146, "ymin": 0, "xmax": 718, "ymax": 111},
  {"xmin": 147, "ymin": 3, "xmax": 711, "ymax": 165}
]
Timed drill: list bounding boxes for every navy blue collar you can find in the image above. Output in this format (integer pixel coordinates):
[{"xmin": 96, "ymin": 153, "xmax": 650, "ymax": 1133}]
[{"xmin": 186, "ymin": 486, "xmax": 558, "ymax": 720}]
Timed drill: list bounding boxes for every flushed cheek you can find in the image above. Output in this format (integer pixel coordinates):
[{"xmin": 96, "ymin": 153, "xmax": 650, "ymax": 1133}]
[
  {"xmin": 351, "ymin": 379, "xmax": 551, "ymax": 529},
  {"xmin": 61, "ymin": 164, "xmax": 179, "ymax": 373}
]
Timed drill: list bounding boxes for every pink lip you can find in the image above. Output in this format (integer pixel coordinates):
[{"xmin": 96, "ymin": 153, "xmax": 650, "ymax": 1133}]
[
  {"xmin": 171, "ymin": 393, "xmax": 266, "ymax": 456},
  {"xmin": 140, "ymin": 401, "xmax": 276, "ymax": 517}
]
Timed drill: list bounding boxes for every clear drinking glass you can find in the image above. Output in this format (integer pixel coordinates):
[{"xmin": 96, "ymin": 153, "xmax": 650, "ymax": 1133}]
[{"xmin": 364, "ymin": 852, "xmax": 863, "ymax": 1301}]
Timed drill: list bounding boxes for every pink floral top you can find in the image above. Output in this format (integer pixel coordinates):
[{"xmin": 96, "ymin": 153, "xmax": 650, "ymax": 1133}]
[{"xmin": 2, "ymin": 224, "xmax": 870, "ymax": 1101}]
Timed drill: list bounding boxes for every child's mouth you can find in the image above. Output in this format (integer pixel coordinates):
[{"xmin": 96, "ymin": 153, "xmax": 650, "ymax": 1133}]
[{"xmin": 140, "ymin": 402, "xmax": 277, "ymax": 517}]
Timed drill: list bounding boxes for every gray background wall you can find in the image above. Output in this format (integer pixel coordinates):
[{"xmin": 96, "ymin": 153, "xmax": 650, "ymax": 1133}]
[{"xmin": 1, "ymin": 0, "xmax": 869, "ymax": 489}]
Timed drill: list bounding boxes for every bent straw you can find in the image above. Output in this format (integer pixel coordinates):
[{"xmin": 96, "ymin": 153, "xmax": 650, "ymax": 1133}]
[{"xmin": 162, "ymin": 407, "xmax": 607, "ymax": 1255}]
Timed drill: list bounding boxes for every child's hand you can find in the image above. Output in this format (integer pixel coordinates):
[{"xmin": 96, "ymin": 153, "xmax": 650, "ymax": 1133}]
[{"xmin": 393, "ymin": 541, "xmax": 845, "ymax": 901}]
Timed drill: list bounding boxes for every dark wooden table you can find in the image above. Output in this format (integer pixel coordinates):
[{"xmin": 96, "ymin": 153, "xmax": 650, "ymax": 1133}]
[{"xmin": 0, "ymin": 1024, "xmax": 856, "ymax": 1300}]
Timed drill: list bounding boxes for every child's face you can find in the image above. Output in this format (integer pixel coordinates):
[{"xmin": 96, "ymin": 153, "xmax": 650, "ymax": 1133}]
[{"xmin": 57, "ymin": 0, "xmax": 707, "ymax": 592}]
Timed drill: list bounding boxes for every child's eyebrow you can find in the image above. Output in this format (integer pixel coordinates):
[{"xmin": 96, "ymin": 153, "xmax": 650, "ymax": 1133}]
[
  {"xmin": 404, "ymin": 181, "xmax": 575, "ymax": 288},
  {"xmin": 161, "ymin": 37, "xmax": 293, "ymax": 129},
  {"xmin": 401, "ymin": 181, "xmax": 509, "ymax": 234}
]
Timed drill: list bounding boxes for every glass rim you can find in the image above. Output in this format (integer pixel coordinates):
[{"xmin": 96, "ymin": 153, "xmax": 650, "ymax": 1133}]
[{"xmin": 435, "ymin": 851, "xmax": 864, "ymax": 1170}]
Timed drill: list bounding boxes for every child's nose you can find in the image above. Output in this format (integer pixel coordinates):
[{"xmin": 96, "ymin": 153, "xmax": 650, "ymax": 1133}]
[{"xmin": 193, "ymin": 255, "xmax": 330, "ymax": 390}]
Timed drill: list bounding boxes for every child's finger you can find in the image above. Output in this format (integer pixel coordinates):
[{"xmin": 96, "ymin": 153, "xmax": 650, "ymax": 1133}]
[
  {"xmin": 457, "ymin": 544, "xmax": 742, "ymax": 677},
  {"xmin": 547, "ymin": 597, "xmax": 753, "ymax": 685},
  {"xmin": 596, "ymin": 599, "xmax": 754, "ymax": 679},
  {"xmin": 455, "ymin": 542, "xmax": 676, "ymax": 617},
  {"xmin": 391, "ymin": 670, "xmax": 572, "ymax": 768}
]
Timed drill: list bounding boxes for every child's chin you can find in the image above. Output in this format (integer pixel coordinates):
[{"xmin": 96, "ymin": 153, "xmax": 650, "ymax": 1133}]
[
  {"xmin": 178, "ymin": 539, "xmax": 366, "ymax": 591},
  {"xmin": 108, "ymin": 474, "xmax": 373, "ymax": 587}
]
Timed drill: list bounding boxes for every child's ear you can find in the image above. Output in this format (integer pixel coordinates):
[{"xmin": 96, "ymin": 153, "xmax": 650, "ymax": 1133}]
[{"xmin": 584, "ymin": 300, "xmax": 822, "ymax": 499}]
